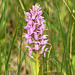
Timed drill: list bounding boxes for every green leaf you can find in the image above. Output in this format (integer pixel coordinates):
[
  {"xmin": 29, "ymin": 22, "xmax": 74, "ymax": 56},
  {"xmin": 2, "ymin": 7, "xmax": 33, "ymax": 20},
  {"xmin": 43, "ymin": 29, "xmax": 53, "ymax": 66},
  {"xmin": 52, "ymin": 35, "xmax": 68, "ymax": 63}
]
[
  {"xmin": 72, "ymin": 55, "xmax": 75, "ymax": 70},
  {"xmin": 27, "ymin": 58, "xmax": 36, "ymax": 75}
]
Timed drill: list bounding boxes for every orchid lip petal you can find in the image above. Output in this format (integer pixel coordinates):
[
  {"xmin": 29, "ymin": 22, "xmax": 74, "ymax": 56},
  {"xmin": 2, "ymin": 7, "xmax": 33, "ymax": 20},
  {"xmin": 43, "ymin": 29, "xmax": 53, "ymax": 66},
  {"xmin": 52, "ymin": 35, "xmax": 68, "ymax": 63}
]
[
  {"xmin": 44, "ymin": 53, "xmax": 46, "ymax": 57},
  {"xmin": 29, "ymin": 51, "xmax": 32, "ymax": 56}
]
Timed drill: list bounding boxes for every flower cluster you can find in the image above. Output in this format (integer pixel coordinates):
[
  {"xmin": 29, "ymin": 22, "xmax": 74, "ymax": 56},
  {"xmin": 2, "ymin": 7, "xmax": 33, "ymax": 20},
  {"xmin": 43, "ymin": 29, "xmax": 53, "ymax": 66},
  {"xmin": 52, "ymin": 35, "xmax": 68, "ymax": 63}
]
[{"xmin": 23, "ymin": 4, "xmax": 50, "ymax": 57}]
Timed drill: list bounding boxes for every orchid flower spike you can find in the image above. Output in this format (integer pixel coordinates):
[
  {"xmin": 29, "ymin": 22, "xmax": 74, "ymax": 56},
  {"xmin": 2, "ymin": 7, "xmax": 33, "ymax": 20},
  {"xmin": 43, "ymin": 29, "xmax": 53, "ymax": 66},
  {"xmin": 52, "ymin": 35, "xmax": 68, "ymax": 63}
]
[{"xmin": 23, "ymin": 3, "xmax": 50, "ymax": 57}]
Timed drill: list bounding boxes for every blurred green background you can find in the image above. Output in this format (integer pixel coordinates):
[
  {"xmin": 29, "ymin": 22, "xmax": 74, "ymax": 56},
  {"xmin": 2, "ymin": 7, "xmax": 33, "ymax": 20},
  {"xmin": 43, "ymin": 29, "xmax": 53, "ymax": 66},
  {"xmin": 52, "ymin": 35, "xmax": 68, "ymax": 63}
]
[{"xmin": 0, "ymin": 0, "xmax": 75, "ymax": 75}]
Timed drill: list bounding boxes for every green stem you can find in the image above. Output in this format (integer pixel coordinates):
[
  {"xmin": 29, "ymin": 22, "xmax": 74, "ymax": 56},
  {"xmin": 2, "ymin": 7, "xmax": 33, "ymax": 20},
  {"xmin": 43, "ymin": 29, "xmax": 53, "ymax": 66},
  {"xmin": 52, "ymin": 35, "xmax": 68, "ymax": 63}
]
[
  {"xmin": 0, "ymin": 43, "xmax": 1, "ymax": 75},
  {"xmin": 36, "ymin": 52, "xmax": 39, "ymax": 75}
]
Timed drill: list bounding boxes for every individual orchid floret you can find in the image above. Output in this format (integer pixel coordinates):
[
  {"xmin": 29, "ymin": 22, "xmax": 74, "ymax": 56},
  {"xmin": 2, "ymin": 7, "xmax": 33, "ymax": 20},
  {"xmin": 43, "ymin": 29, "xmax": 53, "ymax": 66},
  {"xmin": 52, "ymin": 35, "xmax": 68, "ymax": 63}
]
[{"xmin": 23, "ymin": 3, "xmax": 50, "ymax": 57}]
